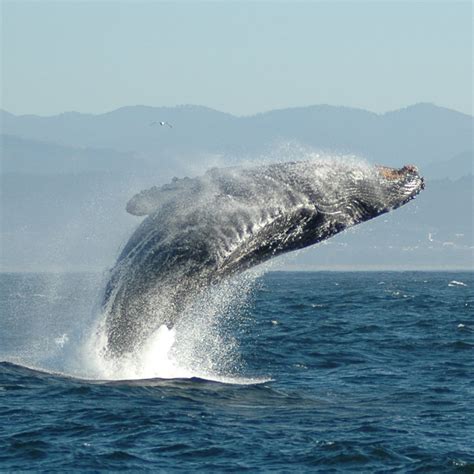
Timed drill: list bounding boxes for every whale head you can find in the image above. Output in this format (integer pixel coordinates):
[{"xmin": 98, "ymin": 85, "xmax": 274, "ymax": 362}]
[
  {"xmin": 306, "ymin": 162, "xmax": 425, "ymax": 226},
  {"xmin": 273, "ymin": 160, "xmax": 424, "ymax": 254},
  {"xmin": 375, "ymin": 164, "xmax": 425, "ymax": 210}
]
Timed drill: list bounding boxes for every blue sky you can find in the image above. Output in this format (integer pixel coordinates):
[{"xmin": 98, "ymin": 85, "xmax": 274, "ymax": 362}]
[{"xmin": 1, "ymin": 1, "xmax": 472, "ymax": 116}]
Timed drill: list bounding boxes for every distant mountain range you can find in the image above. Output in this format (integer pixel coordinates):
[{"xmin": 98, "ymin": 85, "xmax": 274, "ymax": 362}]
[
  {"xmin": 1, "ymin": 103, "xmax": 472, "ymax": 271},
  {"xmin": 2, "ymin": 102, "xmax": 472, "ymax": 170}
]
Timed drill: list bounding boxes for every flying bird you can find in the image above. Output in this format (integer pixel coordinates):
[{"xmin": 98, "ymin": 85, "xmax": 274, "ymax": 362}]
[{"xmin": 149, "ymin": 121, "xmax": 173, "ymax": 128}]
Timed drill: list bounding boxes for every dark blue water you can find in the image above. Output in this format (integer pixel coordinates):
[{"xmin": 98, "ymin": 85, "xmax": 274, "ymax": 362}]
[{"xmin": 1, "ymin": 271, "xmax": 473, "ymax": 472}]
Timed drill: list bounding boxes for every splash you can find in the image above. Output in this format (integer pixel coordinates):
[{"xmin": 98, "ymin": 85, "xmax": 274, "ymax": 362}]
[
  {"xmin": 79, "ymin": 266, "xmax": 270, "ymax": 383},
  {"xmin": 0, "ymin": 267, "xmax": 271, "ymax": 384}
]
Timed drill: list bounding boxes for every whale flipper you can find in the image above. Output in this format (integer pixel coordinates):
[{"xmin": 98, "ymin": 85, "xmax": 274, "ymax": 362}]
[{"xmin": 126, "ymin": 176, "xmax": 196, "ymax": 216}]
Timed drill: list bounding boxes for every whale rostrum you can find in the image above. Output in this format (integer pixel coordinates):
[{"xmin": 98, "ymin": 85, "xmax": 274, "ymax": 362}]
[{"xmin": 102, "ymin": 160, "xmax": 424, "ymax": 357}]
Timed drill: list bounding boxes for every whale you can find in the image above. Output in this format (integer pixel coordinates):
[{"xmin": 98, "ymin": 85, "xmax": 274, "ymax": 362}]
[{"xmin": 101, "ymin": 159, "xmax": 424, "ymax": 357}]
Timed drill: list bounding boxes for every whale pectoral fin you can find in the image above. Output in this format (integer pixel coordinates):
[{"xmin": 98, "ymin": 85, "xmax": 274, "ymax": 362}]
[
  {"xmin": 126, "ymin": 177, "xmax": 196, "ymax": 216},
  {"xmin": 126, "ymin": 185, "xmax": 177, "ymax": 216},
  {"xmin": 126, "ymin": 187, "xmax": 162, "ymax": 215}
]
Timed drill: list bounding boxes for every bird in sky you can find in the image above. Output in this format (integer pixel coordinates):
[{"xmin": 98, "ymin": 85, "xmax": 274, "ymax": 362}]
[{"xmin": 149, "ymin": 121, "xmax": 173, "ymax": 128}]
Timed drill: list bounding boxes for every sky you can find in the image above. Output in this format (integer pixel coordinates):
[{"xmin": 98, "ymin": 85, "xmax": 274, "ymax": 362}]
[{"xmin": 1, "ymin": 1, "xmax": 472, "ymax": 117}]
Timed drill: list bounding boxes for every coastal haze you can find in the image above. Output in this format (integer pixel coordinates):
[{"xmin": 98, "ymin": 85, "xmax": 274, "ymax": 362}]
[{"xmin": 1, "ymin": 103, "xmax": 472, "ymax": 271}]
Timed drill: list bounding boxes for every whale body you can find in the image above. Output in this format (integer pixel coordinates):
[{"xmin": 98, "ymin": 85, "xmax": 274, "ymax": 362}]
[{"xmin": 102, "ymin": 160, "xmax": 424, "ymax": 357}]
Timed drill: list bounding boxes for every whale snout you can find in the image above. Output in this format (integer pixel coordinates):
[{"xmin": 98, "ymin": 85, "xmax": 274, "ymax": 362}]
[
  {"xmin": 400, "ymin": 164, "xmax": 425, "ymax": 191},
  {"xmin": 375, "ymin": 163, "xmax": 424, "ymax": 210},
  {"xmin": 378, "ymin": 163, "xmax": 424, "ymax": 187},
  {"xmin": 401, "ymin": 164, "xmax": 425, "ymax": 189}
]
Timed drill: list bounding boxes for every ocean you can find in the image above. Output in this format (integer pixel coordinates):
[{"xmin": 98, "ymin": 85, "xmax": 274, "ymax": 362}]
[{"xmin": 0, "ymin": 271, "xmax": 473, "ymax": 472}]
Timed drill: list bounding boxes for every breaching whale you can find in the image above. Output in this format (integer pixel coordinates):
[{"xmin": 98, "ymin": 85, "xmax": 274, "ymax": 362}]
[{"xmin": 101, "ymin": 160, "xmax": 424, "ymax": 357}]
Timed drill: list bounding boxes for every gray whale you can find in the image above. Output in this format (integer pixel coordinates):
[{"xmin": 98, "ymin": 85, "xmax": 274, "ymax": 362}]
[{"xmin": 102, "ymin": 160, "xmax": 424, "ymax": 357}]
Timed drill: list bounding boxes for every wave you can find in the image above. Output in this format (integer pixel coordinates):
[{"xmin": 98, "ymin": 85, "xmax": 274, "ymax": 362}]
[
  {"xmin": 80, "ymin": 266, "xmax": 270, "ymax": 383},
  {"xmin": 0, "ymin": 360, "xmax": 271, "ymax": 387}
]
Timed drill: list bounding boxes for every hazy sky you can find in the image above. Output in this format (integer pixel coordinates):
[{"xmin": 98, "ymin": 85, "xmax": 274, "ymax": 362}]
[{"xmin": 1, "ymin": 1, "xmax": 472, "ymax": 116}]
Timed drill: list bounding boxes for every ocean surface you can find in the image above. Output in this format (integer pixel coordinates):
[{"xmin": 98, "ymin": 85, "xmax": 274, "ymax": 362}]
[{"xmin": 0, "ymin": 271, "xmax": 473, "ymax": 472}]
